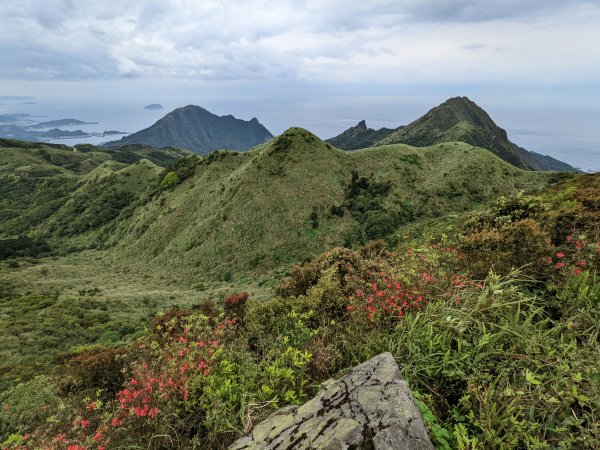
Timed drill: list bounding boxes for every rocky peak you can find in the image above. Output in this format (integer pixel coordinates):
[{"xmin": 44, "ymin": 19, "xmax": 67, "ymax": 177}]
[{"xmin": 355, "ymin": 120, "xmax": 368, "ymax": 131}]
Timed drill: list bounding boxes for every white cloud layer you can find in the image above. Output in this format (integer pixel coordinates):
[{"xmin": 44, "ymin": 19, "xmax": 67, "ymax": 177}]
[{"xmin": 1, "ymin": 0, "xmax": 599, "ymax": 84}]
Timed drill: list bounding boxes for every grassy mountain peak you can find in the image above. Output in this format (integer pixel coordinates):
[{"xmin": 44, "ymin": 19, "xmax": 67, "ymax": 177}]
[{"xmin": 327, "ymin": 97, "xmax": 578, "ymax": 172}]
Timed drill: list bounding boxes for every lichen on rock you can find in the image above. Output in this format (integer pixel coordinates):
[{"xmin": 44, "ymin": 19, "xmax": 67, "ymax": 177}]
[{"xmin": 229, "ymin": 352, "xmax": 434, "ymax": 450}]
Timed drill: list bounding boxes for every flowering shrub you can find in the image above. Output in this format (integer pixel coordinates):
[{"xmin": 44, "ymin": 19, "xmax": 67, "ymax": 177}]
[
  {"xmin": 4, "ymin": 311, "xmax": 238, "ymax": 449},
  {"xmin": 547, "ymin": 232, "xmax": 600, "ymax": 279},
  {"xmin": 347, "ymin": 272, "xmax": 426, "ymax": 324}
]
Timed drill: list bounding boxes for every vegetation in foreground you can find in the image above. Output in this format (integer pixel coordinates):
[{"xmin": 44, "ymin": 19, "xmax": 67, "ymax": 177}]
[{"xmin": 1, "ymin": 172, "xmax": 598, "ymax": 449}]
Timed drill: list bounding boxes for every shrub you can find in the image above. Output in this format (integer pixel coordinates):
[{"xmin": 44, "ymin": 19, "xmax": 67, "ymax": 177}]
[
  {"xmin": 149, "ymin": 307, "xmax": 192, "ymax": 343},
  {"xmin": 461, "ymin": 219, "xmax": 553, "ymax": 279},
  {"xmin": 160, "ymin": 171, "xmax": 180, "ymax": 189},
  {"xmin": 223, "ymin": 292, "xmax": 248, "ymax": 324},
  {"xmin": 309, "ymin": 209, "xmax": 319, "ymax": 229},
  {"xmin": 61, "ymin": 347, "xmax": 129, "ymax": 397},
  {"xmin": 162, "ymin": 155, "xmax": 199, "ymax": 182},
  {"xmin": 0, "ymin": 376, "xmax": 61, "ymax": 443},
  {"xmin": 277, "ymin": 247, "xmax": 384, "ymax": 298}
]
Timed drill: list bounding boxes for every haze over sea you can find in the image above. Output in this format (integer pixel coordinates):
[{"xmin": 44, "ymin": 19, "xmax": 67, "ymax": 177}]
[{"xmin": 1, "ymin": 94, "xmax": 598, "ymax": 172}]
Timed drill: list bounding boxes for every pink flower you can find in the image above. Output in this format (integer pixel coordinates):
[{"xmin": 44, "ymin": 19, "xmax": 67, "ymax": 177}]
[
  {"xmin": 111, "ymin": 417, "xmax": 120, "ymax": 427},
  {"xmin": 556, "ymin": 252, "xmax": 565, "ymax": 259},
  {"xmin": 81, "ymin": 420, "xmax": 89, "ymax": 428},
  {"xmin": 555, "ymin": 262, "xmax": 565, "ymax": 269}
]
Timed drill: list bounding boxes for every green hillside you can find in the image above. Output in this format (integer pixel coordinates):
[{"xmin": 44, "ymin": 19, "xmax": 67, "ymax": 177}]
[
  {"xmin": 327, "ymin": 97, "xmax": 578, "ymax": 172},
  {"xmin": 0, "ymin": 128, "xmax": 562, "ymax": 386},
  {"xmin": 0, "ymin": 139, "xmax": 190, "ymax": 239},
  {"xmin": 100, "ymin": 128, "xmax": 554, "ymax": 279}
]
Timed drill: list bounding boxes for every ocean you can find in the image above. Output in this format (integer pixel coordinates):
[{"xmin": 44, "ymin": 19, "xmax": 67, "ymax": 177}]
[{"xmin": 1, "ymin": 97, "xmax": 598, "ymax": 172}]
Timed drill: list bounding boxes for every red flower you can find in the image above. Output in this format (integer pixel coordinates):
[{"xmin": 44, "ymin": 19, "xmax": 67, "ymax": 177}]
[
  {"xmin": 111, "ymin": 417, "xmax": 120, "ymax": 427},
  {"xmin": 81, "ymin": 420, "xmax": 89, "ymax": 428},
  {"xmin": 556, "ymin": 252, "xmax": 565, "ymax": 259},
  {"xmin": 555, "ymin": 262, "xmax": 565, "ymax": 269}
]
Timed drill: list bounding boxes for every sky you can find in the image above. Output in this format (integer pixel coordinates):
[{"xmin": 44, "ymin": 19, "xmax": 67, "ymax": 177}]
[{"xmin": 0, "ymin": 0, "xmax": 599, "ymax": 169}]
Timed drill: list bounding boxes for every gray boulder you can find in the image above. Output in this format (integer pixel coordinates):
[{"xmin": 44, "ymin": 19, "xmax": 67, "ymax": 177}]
[{"xmin": 229, "ymin": 352, "xmax": 434, "ymax": 450}]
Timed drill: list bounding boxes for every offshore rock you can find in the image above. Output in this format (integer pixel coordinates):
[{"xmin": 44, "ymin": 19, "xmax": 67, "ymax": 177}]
[{"xmin": 229, "ymin": 352, "xmax": 434, "ymax": 450}]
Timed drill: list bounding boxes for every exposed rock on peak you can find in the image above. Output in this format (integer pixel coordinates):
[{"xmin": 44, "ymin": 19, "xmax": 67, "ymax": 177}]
[
  {"xmin": 229, "ymin": 352, "xmax": 434, "ymax": 449},
  {"xmin": 356, "ymin": 120, "xmax": 368, "ymax": 130}
]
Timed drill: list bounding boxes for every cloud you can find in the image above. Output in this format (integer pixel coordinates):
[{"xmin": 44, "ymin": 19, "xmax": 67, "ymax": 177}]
[
  {"xmin": 404, "ymin": 0, "xmax": 575, "ymax": 22},
  {"xmin": 462, "ymin": 43, "xmax": 486, "ymax": 50},
  {"xmin": 0, "ymin": 0, "xmax": 599, "ymax": 85}
]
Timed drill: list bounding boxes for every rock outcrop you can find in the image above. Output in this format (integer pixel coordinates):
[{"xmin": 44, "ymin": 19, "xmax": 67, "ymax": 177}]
[{"xmin": 229, "ymin": 352, "xmax": 434, "ymax": 450}]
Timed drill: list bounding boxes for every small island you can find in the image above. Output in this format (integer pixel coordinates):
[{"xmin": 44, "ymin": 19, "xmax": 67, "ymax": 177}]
[{"xmin": 144, "ymin": 103, "xmax": 163, "ymax": 110}]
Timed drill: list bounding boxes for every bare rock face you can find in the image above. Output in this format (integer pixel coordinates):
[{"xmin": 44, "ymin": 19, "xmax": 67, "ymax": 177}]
[{"xmin": 229, "ymin": 352, "xmax": 434, "ymax": 450}]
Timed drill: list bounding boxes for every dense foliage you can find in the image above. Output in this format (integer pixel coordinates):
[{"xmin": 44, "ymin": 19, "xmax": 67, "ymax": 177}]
[{"xmin": 1, "ymin": 173, "xmax": 598, "ymax": 449}]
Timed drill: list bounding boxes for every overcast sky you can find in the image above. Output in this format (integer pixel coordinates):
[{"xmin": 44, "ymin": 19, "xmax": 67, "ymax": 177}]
[{"xmin": 1, "ymin": 1, "xmax": 599, "ymax": 87}]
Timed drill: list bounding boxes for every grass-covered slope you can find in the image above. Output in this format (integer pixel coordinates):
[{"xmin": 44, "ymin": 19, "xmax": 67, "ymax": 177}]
[
  {"xmin": 104, "ymin": 128, "xmax": 554, "ymax": 279},
  {"xmin": 0, "ymin": 139, "xmax": 190, "ymax": 239},
  {"xmin": 39, "ymin": 159, "xmax": 163, "ymax": 242}
]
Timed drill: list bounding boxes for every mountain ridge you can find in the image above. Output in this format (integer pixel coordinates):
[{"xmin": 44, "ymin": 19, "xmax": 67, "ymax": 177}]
[{"xmin": 327, "ymin": 97, "xmax": 578, "ymax": 172}]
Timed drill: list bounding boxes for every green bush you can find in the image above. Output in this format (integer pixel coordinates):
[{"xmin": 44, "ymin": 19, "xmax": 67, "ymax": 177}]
[
  {"xmin": 160, "ymin": 171, "xmax": 180, "ymax": 189},
  {"xmin": 0, "ymin": 376, "xmax": 61, "ymax": 443}
]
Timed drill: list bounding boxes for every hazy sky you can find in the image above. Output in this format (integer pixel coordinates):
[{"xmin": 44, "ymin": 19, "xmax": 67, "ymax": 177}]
[{"xmin": 1, "ymin": 0, "xmax": 600, "ymax": 168}]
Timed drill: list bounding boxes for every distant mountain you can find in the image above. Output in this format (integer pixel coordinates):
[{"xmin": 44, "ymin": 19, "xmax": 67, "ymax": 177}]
[
  {"xmin": 144, "ymin": 104, "xmax": 163, "ymax": 110},
  {"xmin": 104, "ymin": 105, "xmax": 274, "ymax": 154},
  {"xmin": 29, "ymin": 119, "xmax": 98, "ymax": 129},
  {"xmin": 327, "ymin": 97, "xmax": 578, "ymax": 172},
  {"xmin": 326, "ymin": 120, "xmax": 395, "ymax": 150}
]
